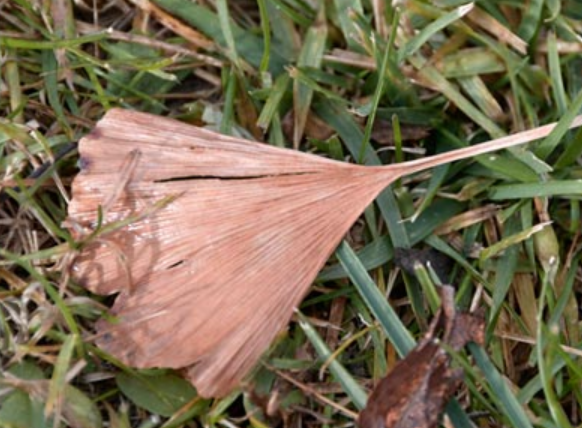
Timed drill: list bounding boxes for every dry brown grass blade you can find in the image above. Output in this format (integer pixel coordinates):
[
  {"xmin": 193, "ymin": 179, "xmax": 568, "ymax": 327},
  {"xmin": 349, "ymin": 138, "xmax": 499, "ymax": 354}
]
[{"xmin": 66, "ymin": 109, "xmax": 582, "ymax": 397}]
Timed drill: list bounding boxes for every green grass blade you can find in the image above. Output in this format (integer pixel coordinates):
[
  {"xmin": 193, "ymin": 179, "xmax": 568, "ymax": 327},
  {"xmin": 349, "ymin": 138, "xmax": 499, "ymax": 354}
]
[
  {"xmin": 457, "ymin": 76, "xmax": 503, "ymax": 120},
  {"xmin": 297, "ymin": 312, "xmax": 368, "ymax": 409},
  {"xmin": 480, "ymin": 221, "xmax": 549, "ymax": 262},
  {"xmin": 293, "ymin": 7, "xmax": 327, "ymax": 147},
  {"xmin": 409, "ymin": 56, "xmax": 505, "ymax": 138},
  {"xmin": 257, "ymin": 73, "xmax": 290, "ymax": 131},
  {"xmin": 0, "ymin": 32, "xmax": 107, "ymax": 49},
  {"xmin": 469, "ymin": 343, "xmax": 534, "ymax": 428},
  {"xmin": 266, "ymin": 0, "xmax": 313, "ymax": 26},
  {"xmin": 257, "ymin": 0, "xmax": 271, "ymax": 73},
  {"xmin": 220, "ymin": 68, "xmax": 237, "ymax": 134},
  {"xmin": 42, "ymin": 50, "xmax": 71, "ymax": 137},
  {"xmin": 486, "ymin": 215, "xmax": 520, "ymax": 338},
  {"xmin": 516, "ymin": 0, "xmax": 544, "ymax": 42},
  {"xmin": 153, "ymin": 0, "xmax": 288, "ymax": 74},
  {"xmin": 46, "ymin": 334, "xmax": 77, "ymax": 417},
  {"xmin": 398, "ymin": 3, "xmax": 474, "ymax": 63},
  {"xmin": 547, "ymin": 31, "xmax": 568, "ymax": 115},
  {"xmin": 216, "ymin": 0, "xmax": 241, "ymax": 69},
  {"xmin": 358, "ymin": 11, "xmax": 398, "ymax": 163},
  {"xmin": 536, "ymin": 271, "xmax": 574, "ymax": 428},
  {"xmin": 336, "ymin": 241, "xmax": 415, "ymax": 355},
  {"xmin": 333, "ymin": 0, "xmax": 364, "ymax": 50},
  {"xmin": 535, "ymin": 89, "xmax": 582, "ymax": 160},
  {"xmin": 490, "ymin": 180, "xmax": 582, "ymax": 200},
  {"xmin": 438, "ymin": 48, "xmax": 505, "ymax": 78},
  {"xmin": 555, "ymin": 126, "xmax": 582, "ymax": 168},
  {"xmin": 377, "ymin": 186, "xmax": 410, "ymax": 248}
]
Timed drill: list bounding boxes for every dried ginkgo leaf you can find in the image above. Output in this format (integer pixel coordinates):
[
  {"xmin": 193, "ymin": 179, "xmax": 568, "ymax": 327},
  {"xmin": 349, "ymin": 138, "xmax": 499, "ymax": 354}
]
[
  {"xmin": 66, "ymin": 109, "xmax": 582, "ymax": 397},
  {"xmin": 357, "ymin": 286, "xmax": 485, "ymax": 428}
]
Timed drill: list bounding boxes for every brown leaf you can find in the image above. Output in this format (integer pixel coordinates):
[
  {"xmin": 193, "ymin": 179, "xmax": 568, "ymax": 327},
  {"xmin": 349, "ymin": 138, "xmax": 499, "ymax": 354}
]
[
  {"xmin": 66, "ymin": 109, "xmax": 582, "ymax": 398},
  {"xmin": 68, "ymin": 109, "xmax": 398, "ymax": 398},
  {"xmin": 358, "ymin": 286, "xmax": 485, "ymax": 428}
]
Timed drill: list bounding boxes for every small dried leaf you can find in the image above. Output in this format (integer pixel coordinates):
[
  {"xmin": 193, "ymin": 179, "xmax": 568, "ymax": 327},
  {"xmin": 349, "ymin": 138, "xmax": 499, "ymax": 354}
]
[{"xmin": 358, "ymin": 286, "xmax": 485, "ymax": 428}]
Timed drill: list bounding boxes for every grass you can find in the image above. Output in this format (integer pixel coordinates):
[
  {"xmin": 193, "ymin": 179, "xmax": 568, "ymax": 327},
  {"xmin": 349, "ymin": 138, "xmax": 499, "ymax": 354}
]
[{"xmin": 1, "ymin": 1, "xmax": 582, "ymax": 427}]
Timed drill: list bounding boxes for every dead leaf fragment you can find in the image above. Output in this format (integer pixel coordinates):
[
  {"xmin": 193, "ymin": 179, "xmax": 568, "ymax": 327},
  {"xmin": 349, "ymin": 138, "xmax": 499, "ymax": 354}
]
[{"xmin": 358, "ymin": 286, "xmax": 485, "ymax": 428}]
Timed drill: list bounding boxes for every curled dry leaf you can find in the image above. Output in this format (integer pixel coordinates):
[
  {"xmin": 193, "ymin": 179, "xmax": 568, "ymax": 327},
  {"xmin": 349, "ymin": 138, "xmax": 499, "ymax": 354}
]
[
  {"xmin": 66, "ymin": 109, "xmax": 582, "ymax": 397},
  {"xmin": 358, "ymin": 285, "xmax": 485, "ymax": 428}
]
